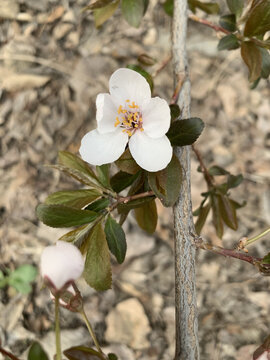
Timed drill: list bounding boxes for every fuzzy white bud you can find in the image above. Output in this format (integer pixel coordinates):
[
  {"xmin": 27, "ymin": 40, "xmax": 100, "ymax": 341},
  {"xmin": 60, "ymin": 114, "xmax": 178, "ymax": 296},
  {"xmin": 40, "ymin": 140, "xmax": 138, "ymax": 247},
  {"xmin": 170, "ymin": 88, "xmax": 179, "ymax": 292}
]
[{"xmin": 40, "ymin": 241, "xmax": 84, "ymax": 290}]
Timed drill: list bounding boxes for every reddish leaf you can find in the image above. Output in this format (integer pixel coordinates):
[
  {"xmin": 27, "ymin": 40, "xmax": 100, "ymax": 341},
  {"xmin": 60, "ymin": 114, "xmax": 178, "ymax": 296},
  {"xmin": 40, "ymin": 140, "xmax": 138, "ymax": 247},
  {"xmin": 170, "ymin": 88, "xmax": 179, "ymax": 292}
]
[{"xmin": 241, "ymin": 42, "xmax": 262, "ymax": 82}]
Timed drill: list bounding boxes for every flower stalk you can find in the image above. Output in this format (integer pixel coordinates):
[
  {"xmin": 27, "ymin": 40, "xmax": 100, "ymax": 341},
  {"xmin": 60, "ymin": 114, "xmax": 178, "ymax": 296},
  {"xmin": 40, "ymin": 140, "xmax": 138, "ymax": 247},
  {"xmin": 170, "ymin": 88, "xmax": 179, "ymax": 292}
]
[
  {"xmin": 245, "ymin": 227, "xmax": 270, "ymax": 247},
  {"xmin": 54, "ymin": 295, "xmax": 62, "ymax": 360},
  {"xmin": 80, "ymin": 309, "xmax": 104, "ymax": 356}
]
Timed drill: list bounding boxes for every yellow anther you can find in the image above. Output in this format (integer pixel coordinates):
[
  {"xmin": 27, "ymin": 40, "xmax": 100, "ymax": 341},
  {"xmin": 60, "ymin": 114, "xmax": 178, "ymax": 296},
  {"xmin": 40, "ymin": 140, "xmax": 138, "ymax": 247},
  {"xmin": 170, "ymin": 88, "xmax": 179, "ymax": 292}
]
[
  {"xmin": 118, "ymin": 105, "xmax": 122, "ymax": 114},
  {"xmin": 140, "ymin": 128, "xmax": 144, "ymax": 131},
  {"xmin": 134, "ymin": 124, "xmax": 138, "ymax": 128},
  {"xmin": 127, "ymin": 130, "xmax": 132, "ymax": 136},
  {"xmin": 114, "ymin": 117, "xmax": 120, "ymax": 127},
  {"xmin": 126, "ymin": 99, "xmax": 130, "ymax": 102},
  {"xmin": 139, "ymin": 117, "xmax": 143, "ymax": 122}
]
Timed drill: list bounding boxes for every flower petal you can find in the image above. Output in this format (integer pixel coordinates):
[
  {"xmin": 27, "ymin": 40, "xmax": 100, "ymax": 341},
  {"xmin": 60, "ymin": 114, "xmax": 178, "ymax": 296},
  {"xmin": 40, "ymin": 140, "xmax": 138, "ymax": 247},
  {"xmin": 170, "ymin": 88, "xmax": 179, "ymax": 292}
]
[
  {"xmin": 41, "ymin": 241, "xmax": 84, "ymax": 290},
  {"xmin": 142, "ymin": 97, "xmax": 171, "ymax": 138},
  {"xmin": 79, "ymin": 128, "xmax": 128, "ymax": 166},
  {"xmin": 96, "ymin": 93, "xmax": 118, "ymax": 134},
  {"xmin": 129, "ymin": 131, "xmax": 173, "ymax": 172},
  {"xmin": 109, "ymin": 68, "xmax": 151, "ymax": 108}
]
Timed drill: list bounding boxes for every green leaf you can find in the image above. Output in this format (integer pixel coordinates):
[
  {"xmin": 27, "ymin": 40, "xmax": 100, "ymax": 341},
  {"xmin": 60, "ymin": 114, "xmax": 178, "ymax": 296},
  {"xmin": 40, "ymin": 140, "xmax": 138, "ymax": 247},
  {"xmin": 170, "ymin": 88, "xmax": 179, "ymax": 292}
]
[
  {"xmin": 226, "ymin": 0, "xmax": 244, "ymax": 18},
  {"xmin": 195, "ymin": 202, "xmax": 211, "ymax": 234},
  {"xmin": 121, "ymin": 0, "xmax": 145, "ymax": 27},
  {"xmin": 244, "ymin": 0, "xmax": 270, "ymax": 37},
  {"xmin": 115, "ymin": 148, "xmax": 140, "ymax": 174},
  {"xmin": 36, "ymin": 204, "xmax": 98, "ymax": 228},
  {"xmin": 189, "ymin": 0, "xmax": 220, "ymax": 14},
  {"xmin": 208, "ymin": 165, "xmax": 229, "ymax": 176},
  {"xmin": 241, "ymin": 42, "xmax": 262, "ymax": 82},
  {"xmin": 9, "ymin": 280, "xmax": 32, "ymax": 294},
  {"xmin": 108, "ymin": 354, "xmax": 118, "ymax": 360},
  {"xmin": 170, "ymin": 104, "xmax": 181, "ymax": 121},
  {"xmin": 126, "ymin": 64, "xmax": 154, "ymax": 92},
  {"xmin": 28, "ymin": 342, "xmax": 49, "ymax": 360},
  {"xmin": 111, "ymin": 171, "xmax": 140, "ymax": 193},
  {"xmin": 96, "ymin": 164, "xmax": 111, "ymax": 189},
  {"xmin": 260, "ymin": 48, "xmax": 270, "ymax": 78},
  {"xmin": 166, "ymin": 118, "xmax": 204, "ymax": 146},
  {"xmin": 230, "ymin": 198, "xmax": 246, "ymax": 209},
  {"xmin": 250, "ymin": 77, "xmax": 261, "ymax": 89},
  {"xmin": 117, "ymin": 195, "xmax": 155, "ymax": 213},
  {"xmin": 262, "ymin": 252, "xmax": 270, "ymax": 264},
  {"xmin": 134, "ymin": 199, "xmax": 157, "ymax": 234},
  {"xmin": 218, "ymin": 34, "xmax": 240, "ymax": 51},
  {"xmin": 64, "ymin": 346, "xmax": 104, "ymax": 360},
  {"xmin": 105, "ymin": 215, "xmax": 127, "ymax": 263},
  {"xmin": 219, "ymin": 14, "xmax": 236, "ymax": 32},
  {"xmin": 163, "ymin": 0, "xmax": 173, "ymax": 16},
  {"xmin": 83, "ymin": 0, "xmax": 115, "ymax": 10},
  {"xmin": 93, "ymin": 0, "xmax": 120, "ymax": 27},
  {"xmin": 84, "ymin": 222, "xmax": 112, "ymax": 291},
  {"xmin": 211, "ymin": 194, "xmax": 224, "ymax": 238},
  {"xmin": 58, "ymin": 151, "xmax": 100, "ymax": 184},
  {"xmin": 148, "ymin": 154, "xmax": 182, "ymax": 207},
  {"xmin": 59, "ymin": 224, "xmax": 94, "ymax": 253},
  {"xmin": 137, "ymin": 53, "xmax": 156, "ymax": 66},
  {"xmin": 218, "ymin": 194, "xmax": 238, "ymax": 230},
  {"xmin": 85, "ymin": 198, "xmax": 110, "ymax": 212},
  {"xmin": 45, "ymin": 189, "xmax": 101, "ymax": 209},
  {"xmin": 227, "ymin": 174, "xmax": 243, "ymax": 189},
  {"xmin": 10, "ymin": 265, "xmax": 37, "ymax": 283}
]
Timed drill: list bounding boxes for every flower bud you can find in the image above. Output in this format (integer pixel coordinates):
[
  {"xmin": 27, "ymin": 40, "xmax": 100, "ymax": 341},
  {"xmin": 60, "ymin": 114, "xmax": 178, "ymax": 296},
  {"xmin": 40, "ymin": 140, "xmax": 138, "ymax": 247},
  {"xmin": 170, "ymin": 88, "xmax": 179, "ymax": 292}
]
[{"xmin": 40, "ymin": 241, "xmax": 84, "ymax": 291}]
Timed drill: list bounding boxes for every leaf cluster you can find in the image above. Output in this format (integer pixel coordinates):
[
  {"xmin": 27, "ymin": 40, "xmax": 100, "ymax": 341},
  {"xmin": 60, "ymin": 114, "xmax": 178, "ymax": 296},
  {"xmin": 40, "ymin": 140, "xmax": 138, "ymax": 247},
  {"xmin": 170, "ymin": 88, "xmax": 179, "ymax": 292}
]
[
  {"xmin": 36, "ymin": 112, "xmax": 204, "ymax": 291},
  {"xmin": 217, "ymin": 0, "xmax": 270, "ymax": 86},
  {"xmin": 83, "ymin": 0, "xmax": 149, "ymax": 28},
  {"xmin": 0, "ymin": 264, "xmax": 37, "ymax": 294},
  {"xmin": 194, "ymin": 165, "xmax": 245, "ymax": 238}
]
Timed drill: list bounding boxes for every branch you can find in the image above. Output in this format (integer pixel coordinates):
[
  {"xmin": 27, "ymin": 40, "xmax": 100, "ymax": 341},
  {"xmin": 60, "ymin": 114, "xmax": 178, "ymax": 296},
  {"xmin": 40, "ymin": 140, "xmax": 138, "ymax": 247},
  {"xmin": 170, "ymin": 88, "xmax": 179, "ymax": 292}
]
[
  {"xmin": 193, "ymin": 233, "xmax": 260, "ymax": 264},
  {"xmin": 172, "ymin": 1, "xmax": 200, "ymax": 359},
  {"xmin": 192, "ymin": 233, "xmax": 270, "ymax": 276},
  {"xmin": 109, "ymin": 191, "xmax": 155, "ymax": 212},
  {"xmin": 188, "ymin": 13, "xmax": 230, "ymax": 34},
  {"xmin": 0, "ymin": 347, "xmax": 21, "ymax": 360}
]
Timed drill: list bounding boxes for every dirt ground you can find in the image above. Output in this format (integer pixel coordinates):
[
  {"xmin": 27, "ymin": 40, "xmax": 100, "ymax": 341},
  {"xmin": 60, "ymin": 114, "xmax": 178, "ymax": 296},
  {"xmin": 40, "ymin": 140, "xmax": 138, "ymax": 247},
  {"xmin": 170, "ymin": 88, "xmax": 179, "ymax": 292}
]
[{"xmin": 0, "ymin": 0, "xmax": 270, "ymax": 359}]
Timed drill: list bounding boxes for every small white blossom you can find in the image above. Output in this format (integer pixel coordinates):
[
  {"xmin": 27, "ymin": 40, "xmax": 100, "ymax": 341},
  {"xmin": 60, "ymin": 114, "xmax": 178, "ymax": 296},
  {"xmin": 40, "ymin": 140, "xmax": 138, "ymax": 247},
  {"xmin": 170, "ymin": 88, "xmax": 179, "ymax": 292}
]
[
  {"xmin": 79, "ymin": 68, "xmax": 173, "ymax": 172},
  {"xmin": 40, "ymin": 241, "xmax": 84, "ymax": 290}
]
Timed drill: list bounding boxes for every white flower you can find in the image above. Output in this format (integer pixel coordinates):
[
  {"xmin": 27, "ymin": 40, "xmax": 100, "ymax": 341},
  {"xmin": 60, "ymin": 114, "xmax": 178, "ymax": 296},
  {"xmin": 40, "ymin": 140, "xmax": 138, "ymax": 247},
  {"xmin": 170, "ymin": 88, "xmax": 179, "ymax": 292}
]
[
  {"xmin": 40, "ymin": 241, "xmax": 84, "ymax": 290},
  {"xmin": 79, "ymin": 68, "xmax": 173, "ymax": 172}
]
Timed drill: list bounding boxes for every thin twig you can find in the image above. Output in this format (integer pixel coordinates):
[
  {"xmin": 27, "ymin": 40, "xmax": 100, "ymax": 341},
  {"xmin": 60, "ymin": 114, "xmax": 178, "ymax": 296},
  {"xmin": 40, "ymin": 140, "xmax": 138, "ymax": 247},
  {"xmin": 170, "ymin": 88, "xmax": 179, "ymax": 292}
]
[
  {"xmin": 193, "ymin": 233, "xmax": 260, "ymax": 265},
  {"xmin": 192, "ymin": 145, "xmax": 214, "ymax": 188},
  {"xmin": 188, "ymin": 13, "xmax": 230, "ymax": 34},
  {"xmin": 109, "ymin": 190, "xmax": 155, "ymax": 212},
  {"xmin": 152, "ymin": 55, "xmax": 172, "ymax": 77},
  {"xmin": 117, "ymin": 190, "xmax": 154, "ymax": 204},
  {"xmin": 170, "ymin": 74, "xmax": 186, "ymax": 105},
  {"xmin": 0, "ymin": 347, "xmax": 21, "ymax": 360}
]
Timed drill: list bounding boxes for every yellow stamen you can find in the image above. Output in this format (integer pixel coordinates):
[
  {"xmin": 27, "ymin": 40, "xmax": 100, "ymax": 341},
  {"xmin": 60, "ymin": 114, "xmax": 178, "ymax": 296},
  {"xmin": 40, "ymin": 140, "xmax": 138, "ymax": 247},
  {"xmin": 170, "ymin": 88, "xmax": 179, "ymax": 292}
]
[
  {"xmin": 118, "ymin": 105, "xmax": 122, "ymax": 114},
  {"xmin": 126, "ymin": 99, "xmax": 130, "ymax": 102}
]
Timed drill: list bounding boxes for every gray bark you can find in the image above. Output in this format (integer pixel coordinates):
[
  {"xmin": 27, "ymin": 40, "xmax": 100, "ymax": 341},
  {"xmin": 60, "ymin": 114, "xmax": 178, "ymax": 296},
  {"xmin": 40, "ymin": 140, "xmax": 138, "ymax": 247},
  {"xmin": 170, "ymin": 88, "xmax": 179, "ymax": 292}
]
[{"xmin": 172, "ymin": 0, "xmax": 200, "ymax": 359}]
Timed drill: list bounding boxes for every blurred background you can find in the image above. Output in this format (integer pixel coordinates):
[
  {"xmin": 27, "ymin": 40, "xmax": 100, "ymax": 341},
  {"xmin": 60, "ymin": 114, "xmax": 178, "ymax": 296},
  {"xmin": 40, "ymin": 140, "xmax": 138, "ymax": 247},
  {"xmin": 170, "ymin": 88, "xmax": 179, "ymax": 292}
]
[{"xmin": 0, "ymin": 0, "xmax": 270, "ymax": 359}]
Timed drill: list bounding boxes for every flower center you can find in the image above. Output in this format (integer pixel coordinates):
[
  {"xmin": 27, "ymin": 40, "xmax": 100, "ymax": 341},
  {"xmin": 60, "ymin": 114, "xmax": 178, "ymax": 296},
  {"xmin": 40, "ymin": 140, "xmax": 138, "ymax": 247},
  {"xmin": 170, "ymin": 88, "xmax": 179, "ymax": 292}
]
[{"xmin": 114, "ymin": 99, "xmax": 144, "ymax": 137}]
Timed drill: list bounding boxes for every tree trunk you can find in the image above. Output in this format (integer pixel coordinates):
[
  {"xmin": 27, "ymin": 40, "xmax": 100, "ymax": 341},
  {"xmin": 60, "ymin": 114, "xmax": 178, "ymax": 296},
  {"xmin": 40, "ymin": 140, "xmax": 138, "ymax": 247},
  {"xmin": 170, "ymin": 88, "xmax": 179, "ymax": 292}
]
[{"xmin": 172, "ymin": 1, "xmax": 200, "ymax": 359}]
